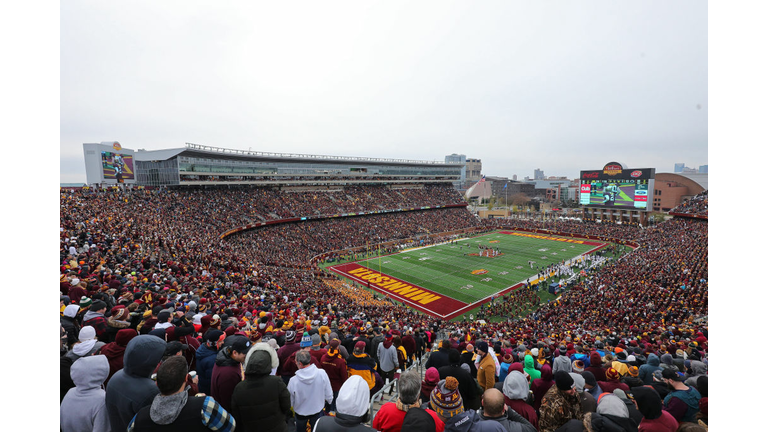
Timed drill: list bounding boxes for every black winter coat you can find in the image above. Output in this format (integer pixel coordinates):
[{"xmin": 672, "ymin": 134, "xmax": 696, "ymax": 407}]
[{"xmin": 230, "ymin": 349, "xmax": 291, "ymax": 432}]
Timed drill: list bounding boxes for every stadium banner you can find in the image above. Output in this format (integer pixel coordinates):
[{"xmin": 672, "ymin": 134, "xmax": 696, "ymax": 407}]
[{"xmin": 328, "ymin": 262, "xmax": 468, "ymax": 318}]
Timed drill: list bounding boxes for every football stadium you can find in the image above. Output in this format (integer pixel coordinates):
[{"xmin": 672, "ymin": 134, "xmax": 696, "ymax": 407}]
[{"xmin": 61, "ymin": 141, "xmax": 708, "ymax": 431}]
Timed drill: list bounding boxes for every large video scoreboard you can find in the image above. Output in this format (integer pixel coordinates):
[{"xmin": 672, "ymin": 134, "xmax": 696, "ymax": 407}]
[{"xmin": 579, "ymin": 162, "xmax": 655, "ymax": 211}]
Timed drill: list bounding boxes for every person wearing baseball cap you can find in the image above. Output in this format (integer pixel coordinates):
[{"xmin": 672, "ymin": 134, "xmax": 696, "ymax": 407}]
[
  {"xmin": 195, "ymin": 329, "xmax": 224, "ymax": 396},
  {"xmin": 538, "ymin": 371, "xmax": 584, "ymax": 432},
  {"xmin": 661, "ymin": 368, "xmax": 702, "ymax": 423},
  {"xmin": 211, "ymin": 335, "xmax": 251, "ymax": 413}
]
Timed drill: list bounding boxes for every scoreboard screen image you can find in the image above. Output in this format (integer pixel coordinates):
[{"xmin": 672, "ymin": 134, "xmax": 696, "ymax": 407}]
[{"xmin": 579, "ymin": 164, "xmax": 655, "ymax": 211}]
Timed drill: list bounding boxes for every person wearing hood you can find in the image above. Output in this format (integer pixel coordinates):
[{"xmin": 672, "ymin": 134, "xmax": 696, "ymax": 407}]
[
  {"xmin": 638, "ymin": 353, "xmax": 661, "ymax": 385},
  {"xmin": 569, "ymin": 373, "xmax": 596, "ymax": 414},
  {"xmin": 127, "ymin": 355, "xmax": 236, "ymax": 432},
  {"xmin": 501, "ymin": 371, "xmax": 538, "ymax": 430},
  {"xmin": 100, "ymin": 328, "xmax": 138, "ymax": 385},
  {"xmin": 552, "ymin": 354, "xmax": 572, "ymax": 376},
  {"xmin": 61, "ymin": 304, "xmax": 81, "ymax": 349},
  {"xmin": 531, "ymin": 363, "xmax": 554, "ymax": 413},
  {"xmin": 538, "ymin": 371, "xmax": 583, "ymax": 432},
  {"xmin": 195, "ymin": 329, "xmax": 224, "ymax": 396},
  {"xmin": 428, "ymin": 376, "xmax": 505, "ymax": 432},
  {"xmin": 631, "ymin": 386, "xmax": 678, "ymax": 432},
  {"xmin": 230, "ymin": 342, "xmax": 291, "ymax": 432},
  {"xmin": 61, "ymin": 326, "xmax": 106, "ymax": 402},
  {"xmin": 211, "ymin": 335, "xmax": 251, "ymax": 414},
  {"xmin": 683, "ymin": 360, "xmax": 707, "ymax": 389},
  {"xmin": 477, "ymin": 388, "xmax": 537, "ymax": 432},
  {"xmin": 579, "ymin": 393, "xmax": 639, "ymax": 432},
  {"xmin": 313, "ymin": 375, "xmax": 377, "ymax": 432},
  {"xmin": 523, "ymin": 354, "xmax": 541, "ymax": 383},
  {"xmin": 584, "ymin": 352, "xmax": 606, "ymax": 382},
  {"xmin": 658, "ymin": 353, "xmax": 676, "ymax": 372},
  {"xmin": 288, "ymin": 350, "xmax": 333, "ymax": 432},
  {"xmin": 421, "ymin": 367, "xmax": 441, "ymax": 404},
  {"xmin": 60, "ymin": 355, "xmax": 111, "ymax": 432},
  {"xmin": 105, "ymin": 334, "xmax": 166, "ymax": 432}
]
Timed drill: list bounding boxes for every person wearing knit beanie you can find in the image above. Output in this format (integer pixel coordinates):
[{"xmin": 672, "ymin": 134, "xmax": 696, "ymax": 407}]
[
  {"xmin": 430, "ymin": 377, "xmax": 464, "ymax": 419},
  {"xmin": 420, "ymin": 367, "xmax": 440, "ymax": 404},
  {"xmin": 300, "ymin": 331, "xmax": 312, "ymax": 348}
]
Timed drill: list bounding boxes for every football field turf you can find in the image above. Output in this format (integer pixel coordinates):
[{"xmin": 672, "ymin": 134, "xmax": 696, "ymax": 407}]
[{"xmin": 329, "ymin": 230, "xmax": 607, "ymax": 319}]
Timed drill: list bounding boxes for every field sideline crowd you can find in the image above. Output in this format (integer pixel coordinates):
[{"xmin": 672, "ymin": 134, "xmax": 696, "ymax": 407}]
[{"xmin": 59, "ymin": 185, "xmax": 708, "ymax": 432}]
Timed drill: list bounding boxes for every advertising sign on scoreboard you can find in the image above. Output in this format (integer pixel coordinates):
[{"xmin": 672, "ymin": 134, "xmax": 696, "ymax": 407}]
[{"xmin": 579, "ymin": 162, "xmax": 655, "ymax": 211}]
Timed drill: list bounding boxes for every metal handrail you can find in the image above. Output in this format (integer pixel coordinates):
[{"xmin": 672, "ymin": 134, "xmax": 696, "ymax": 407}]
[{"xmin": 368, "ymin": 351, "xmax": 431, "ymax": 425}]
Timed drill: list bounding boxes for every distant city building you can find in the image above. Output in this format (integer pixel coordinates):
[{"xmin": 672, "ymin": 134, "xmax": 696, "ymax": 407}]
[
  {"xmin": 674, "ymin": 162, "xmax": 704, "ymax": 174},
  {"xmin": 534, "ymin": 169, "xmax": 545, "ymax": 180},
  {"xmin": 465, "ymin": 158, "xmax": 482, "ymax": 182}
]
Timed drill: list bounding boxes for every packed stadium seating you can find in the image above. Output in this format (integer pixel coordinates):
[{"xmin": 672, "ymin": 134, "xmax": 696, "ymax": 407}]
[{"xmin": 60, "ymin": 183, "xmax": 708, "ymax": 430}]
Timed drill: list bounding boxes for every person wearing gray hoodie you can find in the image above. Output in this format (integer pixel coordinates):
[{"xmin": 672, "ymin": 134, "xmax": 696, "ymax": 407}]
[
  {"xmin": 105, "ymin": 334, "xmax": 166, "ymax": 432},
  {"xmin": 684, "ymin": 360, "xmax": 707, "ymax": 389},
  {"xmin": 60, "ymin": 355, "xmax": 111, "ymax": 432}
]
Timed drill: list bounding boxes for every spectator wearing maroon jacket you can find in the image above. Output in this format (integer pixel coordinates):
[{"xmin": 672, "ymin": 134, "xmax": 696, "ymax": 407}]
[
  {"xmin": 585, "ymin": 352, "xmax": 607, "ymax": 382},
  {"xmin": 531, "ymin": 363, "xmax": 554, "ymax": 413},
  {"xmin": 82, "ymin": 300, "xmax": 110, "ymax": 342},
  {"xmin": 100, "ymin": 328, "xmax": 138, "ymax": 385},
  {"xmin": 319, "ymin": 339, "xmax": 348, "ymax": 412}
]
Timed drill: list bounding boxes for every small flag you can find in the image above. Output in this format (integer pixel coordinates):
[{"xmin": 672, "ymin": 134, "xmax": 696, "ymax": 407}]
[{"xmin": 479, "ymin": 175, "xmax": 486, "ymax": 182}]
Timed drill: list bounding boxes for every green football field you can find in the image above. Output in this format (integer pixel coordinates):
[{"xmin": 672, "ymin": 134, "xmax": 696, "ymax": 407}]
[{"xmin": 354, "ymin": 231, "xmax": 604, "ymax": 305}]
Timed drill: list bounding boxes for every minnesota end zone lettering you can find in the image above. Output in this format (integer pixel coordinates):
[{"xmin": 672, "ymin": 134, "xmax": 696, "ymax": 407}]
[
  {"xmin": 348, "ymin": 267, "xmax": 441, "ymax": 304},
  {"xmin": 328, "ymin": 262, "xmax": 469, "ymax": 318}
]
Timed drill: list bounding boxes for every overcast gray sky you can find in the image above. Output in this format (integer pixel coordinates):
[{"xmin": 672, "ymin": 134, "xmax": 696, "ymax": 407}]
[{"xmin": 60, "ymin": 0, "xmax": 707, "ymax": 183}]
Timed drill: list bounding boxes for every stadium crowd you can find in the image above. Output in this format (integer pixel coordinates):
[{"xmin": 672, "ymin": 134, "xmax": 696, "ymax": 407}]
[
  {"xmin": 60, "ymin": 184, "xmax": 708, "ymax": 431},
  {"xmin": 669, "ymin": 191, "xmax": 708, "ymax": 217}
]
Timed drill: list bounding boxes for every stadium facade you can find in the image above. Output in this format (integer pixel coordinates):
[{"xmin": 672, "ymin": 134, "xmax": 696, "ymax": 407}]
[{"xmin": 83, "ymin": 141, "xmax": 462, "ymax": 187}]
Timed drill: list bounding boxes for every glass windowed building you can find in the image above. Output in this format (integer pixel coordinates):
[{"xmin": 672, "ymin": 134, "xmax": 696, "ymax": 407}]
[{"xmin": 83, "ymin": 142, "xmax": 462, "ymax": 187}]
